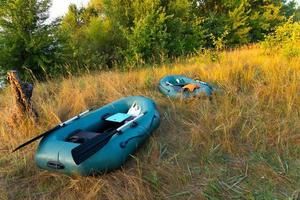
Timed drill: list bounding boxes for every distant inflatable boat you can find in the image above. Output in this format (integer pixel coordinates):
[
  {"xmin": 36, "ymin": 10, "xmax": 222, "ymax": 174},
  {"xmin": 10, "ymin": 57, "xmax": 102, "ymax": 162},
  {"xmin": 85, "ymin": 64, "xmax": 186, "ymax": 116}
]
[
  {"xmin": 33, "ymin": 96, "xmax": 160, "ymax": 176},
  {"xmin": 158, "ymin": 75, "xmax": 213, "ymax": 98}
]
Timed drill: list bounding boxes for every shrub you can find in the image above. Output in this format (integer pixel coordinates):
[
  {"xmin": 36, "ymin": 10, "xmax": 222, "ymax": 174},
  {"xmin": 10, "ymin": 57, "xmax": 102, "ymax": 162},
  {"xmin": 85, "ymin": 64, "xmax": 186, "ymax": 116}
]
[
  {"xmin": 123, "ymin": 7, "xmax": 169, "ymax": 66},
  {"xmin": 262, "ymin": 20, "xmax": 300, "ymax": 58}
]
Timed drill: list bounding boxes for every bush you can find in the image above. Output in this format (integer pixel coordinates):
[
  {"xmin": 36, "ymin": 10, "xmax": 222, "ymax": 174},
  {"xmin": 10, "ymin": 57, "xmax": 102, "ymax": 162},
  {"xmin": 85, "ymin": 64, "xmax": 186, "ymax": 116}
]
[
  {"xmin": 165, "ymin": 0, "xmax": 206, "ymax": 56},
  {"xmin": 1, "ymin": 0, "xmax": 297, "ymax": 78},
  {"xmin": 123, "ymin": 7, "xmax": 169, "ymax": 66},
  {"xmin": 262, "ymin": 20, "xmax": 300, "ymax": 58},
  {"xmin": 58, "ymin": 4, "xmax": 125, "ymax": 69},
  {"xmin": 104, "ymin": 0, "xmax": 206, "ymax": 67}
]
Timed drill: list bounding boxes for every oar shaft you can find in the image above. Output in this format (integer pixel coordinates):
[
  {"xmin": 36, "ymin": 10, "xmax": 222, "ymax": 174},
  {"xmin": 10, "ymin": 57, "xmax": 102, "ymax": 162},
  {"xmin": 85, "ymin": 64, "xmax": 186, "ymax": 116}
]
[
  {"xmin": 12, "ymin": 125, "xmax": 60, "ymax": 152},
  {"xmin": 12, "ymin": 109, "xmax": 91, "ymax": 152},
  {"xmin": 62, "ymin": 109, "xmax": 90, "ymax": 125},
  {"xmin": 116, "ymin": 113, "xmax": 144, "ymax": 131}
]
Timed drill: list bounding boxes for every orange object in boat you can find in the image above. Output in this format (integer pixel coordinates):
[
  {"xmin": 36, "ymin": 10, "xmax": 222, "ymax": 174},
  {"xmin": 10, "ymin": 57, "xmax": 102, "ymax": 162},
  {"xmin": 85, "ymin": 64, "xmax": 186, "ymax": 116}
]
[{"xmin": 182, "ymin": 84, "xmax": 200, "ymax": 92}]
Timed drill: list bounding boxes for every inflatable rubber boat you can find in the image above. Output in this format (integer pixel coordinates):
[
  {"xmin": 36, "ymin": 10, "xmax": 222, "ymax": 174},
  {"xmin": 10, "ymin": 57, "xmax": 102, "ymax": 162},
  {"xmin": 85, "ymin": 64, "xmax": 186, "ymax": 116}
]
[
  {"xmin": 158, "ymin": 75, "xmax": 213, "ymax": 98},
  {"xmin": 15, "ymin": 96, "xmax": 160, "ymax": 176}
]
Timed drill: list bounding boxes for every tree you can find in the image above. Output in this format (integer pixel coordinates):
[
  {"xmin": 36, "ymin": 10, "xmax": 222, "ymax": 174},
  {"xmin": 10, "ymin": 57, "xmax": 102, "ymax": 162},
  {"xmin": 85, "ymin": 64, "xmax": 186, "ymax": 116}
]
[
  {"xmin": 165, "ymin": 0, "xmax": 206, "ymax": 56},
  {"xmin": 248, "ymin": 2, "xmax": 286, "ymax": 42},
  {"xmin": 190, "ymin": 0, "xmax": 288, "ymax": 45},
  {"xmin": 296, "ymin": 6, "xmax": 300, "ymax": 21},
  {"xmin": 101, "ymin": 0, "xmax": 206, "ymax": 64},
  {"xmin": 58, "ymin": 3, "xmax": 124, "ymax": 69},
  {"xmin": 0, "ymin": 0, "xmax": 59, "ymax": 79},
  {"xmin": 281, "ymin": 0, "xmax": 298, "ymax": 18}
]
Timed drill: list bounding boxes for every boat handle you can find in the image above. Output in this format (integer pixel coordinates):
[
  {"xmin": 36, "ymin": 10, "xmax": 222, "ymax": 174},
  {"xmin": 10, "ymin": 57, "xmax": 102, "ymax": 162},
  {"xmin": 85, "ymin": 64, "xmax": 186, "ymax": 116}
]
[
  {"xmin": 119, "ymin": 135, "xmax": 144, "ymax": 148},
  {"xmin": 47, "ymin": 161, "xmax": 65, "ymax": 170},
  {"xmin": 148, "ymin": 115, "xmax": 157, "ymax": 130},
  {"xmin": 119, "ymin": 115, "xmax": 157, "ymax": 148}
]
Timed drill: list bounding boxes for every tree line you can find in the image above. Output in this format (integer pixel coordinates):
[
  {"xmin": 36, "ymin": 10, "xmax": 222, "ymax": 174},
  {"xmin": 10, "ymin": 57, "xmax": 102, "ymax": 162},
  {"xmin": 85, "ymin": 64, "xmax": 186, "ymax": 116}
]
[{"xmin": 0, "ymin": 0, "xmax": 299, "ymax": 79}]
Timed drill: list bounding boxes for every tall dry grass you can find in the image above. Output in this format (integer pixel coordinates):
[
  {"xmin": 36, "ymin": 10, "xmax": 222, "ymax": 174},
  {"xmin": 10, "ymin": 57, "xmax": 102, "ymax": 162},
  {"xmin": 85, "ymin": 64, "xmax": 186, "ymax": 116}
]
[{"xmin": 0, "ymin": 45, "xmax": 299, "ymax": 199}]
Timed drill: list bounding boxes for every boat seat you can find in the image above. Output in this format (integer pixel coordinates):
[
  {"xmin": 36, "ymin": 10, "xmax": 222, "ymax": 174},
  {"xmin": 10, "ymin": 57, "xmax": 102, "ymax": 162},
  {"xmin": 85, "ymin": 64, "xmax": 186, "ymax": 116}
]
[{"xmin": 66, "ymin": 130, "xmax": 100, "ymax": 144}]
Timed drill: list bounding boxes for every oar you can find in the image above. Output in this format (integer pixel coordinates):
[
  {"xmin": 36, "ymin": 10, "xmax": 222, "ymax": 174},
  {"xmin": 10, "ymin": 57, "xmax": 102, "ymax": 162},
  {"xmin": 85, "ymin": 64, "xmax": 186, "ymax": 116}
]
[
  {"xmin": 71, "ymin": 113, "xmax": 145, "ymax": 165},
  {"xmin": 166, "ymin": 81, "xmax": 186, "ymax": 87},
  {"xmin": 12, "ymin": 109, "xmax": 91, "ymax": 152}
]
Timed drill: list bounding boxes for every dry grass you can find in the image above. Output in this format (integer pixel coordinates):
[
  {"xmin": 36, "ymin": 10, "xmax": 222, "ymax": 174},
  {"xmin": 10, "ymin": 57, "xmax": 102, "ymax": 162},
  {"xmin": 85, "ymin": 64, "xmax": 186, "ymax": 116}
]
[{"xmin": 0, "ymin": 45, "xmax": 299, "ymax": 199}]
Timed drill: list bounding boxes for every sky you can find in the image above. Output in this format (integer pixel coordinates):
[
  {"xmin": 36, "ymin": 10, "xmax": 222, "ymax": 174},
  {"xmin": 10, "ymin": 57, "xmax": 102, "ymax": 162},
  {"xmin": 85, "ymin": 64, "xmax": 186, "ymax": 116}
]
[
  {"xmin": 49, "ymin": 0, "xmax": 89, "ymax": 20},
  {"xmin": 49, "ymin": 0, "xmax": 300, "ymax": 20}
]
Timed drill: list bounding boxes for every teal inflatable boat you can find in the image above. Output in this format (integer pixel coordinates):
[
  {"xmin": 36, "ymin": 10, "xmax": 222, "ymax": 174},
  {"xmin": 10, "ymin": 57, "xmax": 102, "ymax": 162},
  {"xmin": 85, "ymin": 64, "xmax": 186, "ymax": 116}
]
[
  {"xmin": 158, "ymin": 75, "xmax": 213, "ymax": 98},
  {"xmin": 15, "ymin": 96, "xmax": 160, "ymax": 176}
]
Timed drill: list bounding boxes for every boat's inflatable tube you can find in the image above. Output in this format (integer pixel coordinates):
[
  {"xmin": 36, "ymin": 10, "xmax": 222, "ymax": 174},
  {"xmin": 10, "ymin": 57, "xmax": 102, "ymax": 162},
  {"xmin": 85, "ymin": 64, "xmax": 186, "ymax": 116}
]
[
  {"xmin": 35, "ymin": 96, "xmax": 160, "ymax": 176},
  {"xmin": 158, "ymin": 75, "xmax": 213, "ymax": 98}
]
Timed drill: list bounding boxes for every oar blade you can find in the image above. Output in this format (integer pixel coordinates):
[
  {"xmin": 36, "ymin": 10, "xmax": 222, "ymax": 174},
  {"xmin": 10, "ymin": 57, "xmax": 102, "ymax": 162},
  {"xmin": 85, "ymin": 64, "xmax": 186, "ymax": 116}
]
[
  {"xmin": 71, "ymin": 131, "xmax": 115, "ymax": 165},
  {"xmin": 71, "ymin": 112, "xmax": 145, "ymax": 165}
]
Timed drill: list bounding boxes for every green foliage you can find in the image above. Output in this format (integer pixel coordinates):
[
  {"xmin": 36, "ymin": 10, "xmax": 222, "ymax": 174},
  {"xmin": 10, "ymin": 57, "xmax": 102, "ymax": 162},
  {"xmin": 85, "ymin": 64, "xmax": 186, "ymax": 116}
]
[
  {"xmin": 165, "ymin": 0, "xmax": 206, "ymax": 56},
  {"xmin": 0, "ymin": 0, "xmax": 61, "ymax": 79},
  {"xmin": 124, "ymin": 7, "xmax": 169, "ymax": 65},
  {"xmin": 0, "ymin": 0, "xmax": 299, "ymax": 78},
  {"xmin": 281, "ymin": 0, "xmax": 299, "ymax": 19},
  {"xmin": 262, "ymin": 20, "xmax": 300, "ymax": 58},
  {"xmin": 58, "ymin": 3, "xmax": 125, "ymax": 69},
  {"xmin": 295, "ymin": 6, "xmax": 300, "ymax": 21},
  {"xmin": 196, "ymin": 0, "xmax": 286, "ymax": 46},
  {"xmin": 227, "ymin": 1, "xmax": 251, "ymax": 45},
  {"xmin": 210, "ymin": 30, "xmax": 229, "ymax": 51},
  {"xmin": 248, "ymin": 3, "xmax": 286, "ymax": 42},
  {"xmin": 107, "ymin": 0, "xmax": 206, "ymax": 65},
  {"xmin": 62, "ymin": 0, "xmax": 206, "ymax": 67},
  {"xmin": 0, "ymin": 67, "xmax": 5, "ymax": 88}
]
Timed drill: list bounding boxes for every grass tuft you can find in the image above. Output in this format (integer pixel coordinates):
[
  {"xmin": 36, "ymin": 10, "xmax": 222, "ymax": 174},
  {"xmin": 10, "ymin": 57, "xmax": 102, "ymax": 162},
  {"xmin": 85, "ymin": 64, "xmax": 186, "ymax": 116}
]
[{"xmin": 0, "ymin": 45, "xmax": 299, "ymax": 199}]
